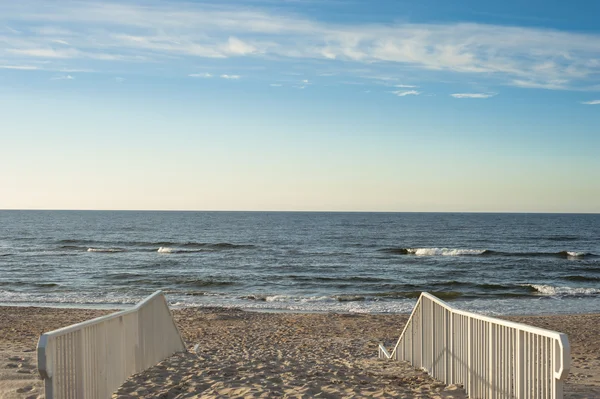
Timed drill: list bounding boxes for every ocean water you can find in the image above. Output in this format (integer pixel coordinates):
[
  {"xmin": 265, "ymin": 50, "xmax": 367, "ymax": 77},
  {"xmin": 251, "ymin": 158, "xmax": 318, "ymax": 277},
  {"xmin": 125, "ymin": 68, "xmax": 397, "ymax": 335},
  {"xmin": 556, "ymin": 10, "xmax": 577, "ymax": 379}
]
[{"xmin": 1, "ymin": 211, "xmax": 599, "ymax": 315}]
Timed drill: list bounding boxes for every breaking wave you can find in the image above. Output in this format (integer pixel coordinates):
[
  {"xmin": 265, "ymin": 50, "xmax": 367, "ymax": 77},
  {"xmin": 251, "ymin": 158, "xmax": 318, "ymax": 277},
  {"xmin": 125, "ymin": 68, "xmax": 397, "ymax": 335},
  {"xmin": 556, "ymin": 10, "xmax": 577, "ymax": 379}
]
[
  {"xmin": 381, "ymin": 247, "xmax": 488, "ymax": 256},
  {"xmin": 380, "ymin": 247, "xmax": 596, "ymax": 258},
  {"xmin": 87, "ymin": 248, "xmax": 125, "ymax": 253},
  {"xmin": 528, "ymin": 284, "xmax": 600, "ymax": 297}
]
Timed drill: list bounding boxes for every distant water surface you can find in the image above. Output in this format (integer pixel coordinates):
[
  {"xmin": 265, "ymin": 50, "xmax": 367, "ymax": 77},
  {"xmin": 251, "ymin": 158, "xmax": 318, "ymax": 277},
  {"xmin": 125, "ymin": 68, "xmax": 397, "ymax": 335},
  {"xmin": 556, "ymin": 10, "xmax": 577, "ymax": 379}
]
[{"xmin": 1, "ymin": 211, "xmax": 599, "ymax": 315}]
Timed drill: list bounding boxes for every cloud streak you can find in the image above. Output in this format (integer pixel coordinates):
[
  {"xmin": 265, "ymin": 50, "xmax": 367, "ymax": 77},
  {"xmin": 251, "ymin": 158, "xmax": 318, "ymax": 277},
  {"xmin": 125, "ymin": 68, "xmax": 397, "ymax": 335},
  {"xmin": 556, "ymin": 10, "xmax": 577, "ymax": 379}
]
[
  {"xmin": 0, "ymin": 65, "xmax": 39, "ymax": 70},
  {"xmin": 392, "ymin": 90, "xmax": 420, "ymax": 96},
  {"xmin": 581, "ymin": 100, "xmax": 600, "ymax": 105},
  {"xmin": 51, "ymin": 74, "xmax": 74, "ymax": 80},
  {"xmin": 1, "ymin": 1, "xmax": 600, "ymax": 90},
  {"xmin": 451, "ymin": 93, "xmax": 496, "ymax": 99}
]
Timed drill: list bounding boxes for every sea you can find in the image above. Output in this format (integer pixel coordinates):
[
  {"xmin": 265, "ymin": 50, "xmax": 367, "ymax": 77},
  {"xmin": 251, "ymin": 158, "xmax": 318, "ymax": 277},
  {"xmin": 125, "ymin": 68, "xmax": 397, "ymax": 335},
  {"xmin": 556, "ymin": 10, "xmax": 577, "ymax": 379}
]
[{"xmin": 0, "ymin": 211, "xmax": 599, "ymax": 315}]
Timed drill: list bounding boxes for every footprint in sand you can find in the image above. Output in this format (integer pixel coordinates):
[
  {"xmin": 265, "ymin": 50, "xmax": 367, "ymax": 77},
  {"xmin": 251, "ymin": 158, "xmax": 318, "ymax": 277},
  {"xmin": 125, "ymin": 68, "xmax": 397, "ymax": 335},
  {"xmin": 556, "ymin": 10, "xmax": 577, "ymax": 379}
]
[{"xmin": 17, "ymin": 385, "xmax": 34, "ymax": 393}]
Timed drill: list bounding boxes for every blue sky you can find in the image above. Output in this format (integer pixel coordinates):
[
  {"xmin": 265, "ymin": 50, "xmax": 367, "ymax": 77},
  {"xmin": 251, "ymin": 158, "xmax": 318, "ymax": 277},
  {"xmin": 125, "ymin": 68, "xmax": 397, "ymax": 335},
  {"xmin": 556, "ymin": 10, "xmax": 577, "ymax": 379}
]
[{"xmin": 1, "ymin": 0, "xmax": 599, "ymax": 212}]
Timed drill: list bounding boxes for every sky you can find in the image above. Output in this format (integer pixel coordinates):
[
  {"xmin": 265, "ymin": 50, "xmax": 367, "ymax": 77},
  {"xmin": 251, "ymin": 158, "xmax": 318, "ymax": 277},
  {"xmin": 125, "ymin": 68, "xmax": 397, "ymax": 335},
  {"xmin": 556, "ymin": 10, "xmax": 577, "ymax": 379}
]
[{"xmin": 1, "ymin": 0, "xmax": 599, "ymax": 212}]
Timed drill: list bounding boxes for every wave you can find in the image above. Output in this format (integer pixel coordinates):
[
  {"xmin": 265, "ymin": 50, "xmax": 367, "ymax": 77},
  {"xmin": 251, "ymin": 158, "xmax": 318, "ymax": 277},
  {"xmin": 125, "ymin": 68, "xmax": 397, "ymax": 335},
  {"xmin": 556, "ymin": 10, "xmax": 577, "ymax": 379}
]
[
  {"xmin": 157, "ymin": 247, "xmax": 208, "ymax": 254},
  {"xmin": 87, "ymin": 248, "xmax": 125, "ymax": 253},
  {"xmin": 286, "ymin": 275, "xmax": 391, "ymax": 283},
  {"xmin": 528, "ymin": 284, "xmax": 600, "ymax": 296},
  {"xmin": 59, "ymin": 239, "xmax": 254, "ymax": 250},
  {"xmin": 380, "ymin": 247, "xmax": 597, "ymax": 258},
  {"xmin": 380, "ymin": 247, "xmax": 488, "ymax": 256},
  {"xmin": 173, "ymin": 278, "xmax": 236, "ymax": 288},
  {"xmin": 563, "ymin": 275, "xmax": 600, "ymax": 282},
  {"xmin": 546, "ymin": 235, "xmax": 580, "ymax": 241},
  {"xmin": 242, "ymin": 294, "xmax": 365, "ymax": 303},
  {"xmin": 374, "ymin": 291, "xmax": 463, "ymax": 300}
]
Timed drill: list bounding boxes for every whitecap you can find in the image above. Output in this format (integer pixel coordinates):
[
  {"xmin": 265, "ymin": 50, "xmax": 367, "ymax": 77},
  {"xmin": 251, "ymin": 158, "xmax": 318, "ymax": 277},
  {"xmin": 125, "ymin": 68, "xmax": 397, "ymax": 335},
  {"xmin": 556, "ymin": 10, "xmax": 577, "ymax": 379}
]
[
  {"xmin": 407, "ymin": 248, "xmax": 486, "ymax": 256},
  {"xmin": 529, "ymin": 284, "xmax": 600, "ymax": 296}
]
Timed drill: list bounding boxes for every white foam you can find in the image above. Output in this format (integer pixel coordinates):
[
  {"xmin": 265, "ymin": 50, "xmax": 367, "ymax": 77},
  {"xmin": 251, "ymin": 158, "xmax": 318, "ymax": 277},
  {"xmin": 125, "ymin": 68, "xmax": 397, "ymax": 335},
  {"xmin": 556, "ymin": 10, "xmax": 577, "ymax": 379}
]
[
  {"xmin": 407, "ymin": 248, "xmax": 486, "ymax": 256},
  {"xmin": 566, "ymin": 251, "xmax": 586, "ymax": 257},
  {"xmin": 157, "ymin": 247, "xmax": 175, "ymax": 253},
  {"xmin": 87, "ymin": 248, "xmax": 124, "ymax": 253},
  {"xmin": 530, "ymin": 284, "xmax": 600, "ymax": 296}
]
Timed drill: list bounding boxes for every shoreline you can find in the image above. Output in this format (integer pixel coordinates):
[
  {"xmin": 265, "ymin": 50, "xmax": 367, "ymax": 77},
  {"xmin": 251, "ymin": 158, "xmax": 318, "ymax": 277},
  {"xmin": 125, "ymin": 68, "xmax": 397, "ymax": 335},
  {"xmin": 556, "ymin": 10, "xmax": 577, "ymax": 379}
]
[
  {"xmin": 1, "ymin": 307, "xmax": 600, "ymax": 398},
  {"xmin": 3, "ymin": 301, "xmax": 600, "ymax": 318}
]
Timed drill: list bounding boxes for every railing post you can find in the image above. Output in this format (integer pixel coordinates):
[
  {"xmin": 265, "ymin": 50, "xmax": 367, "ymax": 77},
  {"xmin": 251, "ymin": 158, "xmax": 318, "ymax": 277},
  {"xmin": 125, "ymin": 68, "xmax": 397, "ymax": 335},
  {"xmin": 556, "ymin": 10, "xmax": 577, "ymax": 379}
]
[
  {"xmin": 448, "ymin": 309, "xmax": 453, "ymax": 385},
  {"xmin": 431, "ymin": 299, "xmax": 435, "ymax": 373},
  {"xmin": 420, "ymin": 297, "xmax": 425, "ymax": 369},
  {"xmin": 554, "ymin": 338, "xmax": 563, "ymax": 399}
]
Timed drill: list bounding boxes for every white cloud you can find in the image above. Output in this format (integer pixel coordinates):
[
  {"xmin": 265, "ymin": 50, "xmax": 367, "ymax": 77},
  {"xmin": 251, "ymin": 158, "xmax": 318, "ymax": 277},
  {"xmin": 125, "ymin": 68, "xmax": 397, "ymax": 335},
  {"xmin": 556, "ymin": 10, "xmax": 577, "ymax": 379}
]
[
  {"xmin": 8, "ymin": 48, "xmax": 77, "ymax": 58},
  {"xmin": 1, "ymin": 1, "xmax": 600, "ymax": 90},
  {"xmin": 511, "ymin": 79, "xmax": 569, "ymax": 90},
  {"xmin": 396, "ymin": 84, "xmax": 418, "ymax": 88},
  {"xmin": 224, "ymin": 37, "xmax": 257, "ymax": 55},
  {"xmin": 115, "ymin": 77, "xmax": 125, "ymax": 83},
  {"xmin": 220, "ymin": 74, "xmax": 240, "ymax": 79},
  {"xmin": 302, "ymin": 79, "xmax": 309, "ymax": 83},
  {"xmin": 0, "ymin": 65, "xmax": 39, "ymax": 70},
  {"xmin": 189, "ymin": 73, "xmax": 212, "ymax": 78},
  {"xmin": 581, "ymin": 100, "xmax": 600, "ymax": 105},
  {"xmin": 51, "ymin": 74, "xmax": 74, "ymax": 80},
  {"xmin": 269, "ymin": 83, "xmax": 282, "ymax": 87},
  {"xmin": 451, "ymin": 93, "xmax": 496, "ymax": 98},
  {"xmin": 392, "ymin": 90, "xmax": 420, "ymax": 96}
]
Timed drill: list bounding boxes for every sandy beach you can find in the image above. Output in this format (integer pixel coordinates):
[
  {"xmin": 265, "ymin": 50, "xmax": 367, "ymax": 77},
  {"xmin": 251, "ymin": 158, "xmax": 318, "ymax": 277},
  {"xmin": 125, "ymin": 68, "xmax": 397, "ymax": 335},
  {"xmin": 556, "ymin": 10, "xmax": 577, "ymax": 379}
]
[{"xmin": 1, "ymin": 307, "xmax": 599, "ymax": 398}]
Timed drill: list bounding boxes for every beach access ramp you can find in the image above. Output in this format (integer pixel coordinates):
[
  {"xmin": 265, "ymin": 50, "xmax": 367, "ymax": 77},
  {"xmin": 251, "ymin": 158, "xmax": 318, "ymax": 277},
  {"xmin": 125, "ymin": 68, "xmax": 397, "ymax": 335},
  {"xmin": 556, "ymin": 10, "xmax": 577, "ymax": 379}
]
[
  {"xmin": 37, "ymin": 290, "xmax": 186, "ymax": 399},
  {"xmin": 379, "ymin": 292, "xmax": 570, "ymax": 399}
]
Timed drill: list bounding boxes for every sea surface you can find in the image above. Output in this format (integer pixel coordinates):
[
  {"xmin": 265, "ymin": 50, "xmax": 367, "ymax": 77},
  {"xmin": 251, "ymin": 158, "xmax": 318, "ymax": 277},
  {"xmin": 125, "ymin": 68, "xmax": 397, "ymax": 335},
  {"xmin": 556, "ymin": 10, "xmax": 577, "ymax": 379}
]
[{"xmin": 1, "ymin": 211, "xmax": 599, "ymax": 315}]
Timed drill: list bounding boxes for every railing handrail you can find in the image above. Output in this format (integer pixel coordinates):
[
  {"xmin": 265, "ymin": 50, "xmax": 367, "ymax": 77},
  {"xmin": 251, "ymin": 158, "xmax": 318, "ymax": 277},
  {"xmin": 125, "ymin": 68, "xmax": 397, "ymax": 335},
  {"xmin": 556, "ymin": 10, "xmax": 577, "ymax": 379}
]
[
  {"xmin": 407, "ymin": 293, "xmax": 570, "ymax": 380},
  {"xmin": 39, "ymin": 291, "xmax": 164, "ymax": 338},
  {"xmin": 37, "ymin": 290, "xmax": 186, "ymax": 398},
  {"xmin": 381, "ymin": 292, "xmax": 571, "ymax": 398},
  {"xmin": 419, "ymin": 292, "xmax": 567, "ymax": 340}
]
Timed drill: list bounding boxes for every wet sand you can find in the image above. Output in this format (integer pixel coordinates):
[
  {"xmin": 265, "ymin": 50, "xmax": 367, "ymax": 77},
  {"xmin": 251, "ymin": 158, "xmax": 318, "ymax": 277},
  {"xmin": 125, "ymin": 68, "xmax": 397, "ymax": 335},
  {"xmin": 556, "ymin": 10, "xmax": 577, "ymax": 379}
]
[{"xmin": 0, "ymin": 307, "xmax": 598, "ymax": 398}]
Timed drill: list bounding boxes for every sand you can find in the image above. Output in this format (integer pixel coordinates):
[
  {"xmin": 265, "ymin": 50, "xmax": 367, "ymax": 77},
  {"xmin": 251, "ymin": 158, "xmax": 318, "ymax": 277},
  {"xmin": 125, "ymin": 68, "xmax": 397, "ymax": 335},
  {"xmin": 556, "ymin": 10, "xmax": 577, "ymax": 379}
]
[{"xmin": 0, "ymin": 307, "xmax": 599, "ymax": 398}]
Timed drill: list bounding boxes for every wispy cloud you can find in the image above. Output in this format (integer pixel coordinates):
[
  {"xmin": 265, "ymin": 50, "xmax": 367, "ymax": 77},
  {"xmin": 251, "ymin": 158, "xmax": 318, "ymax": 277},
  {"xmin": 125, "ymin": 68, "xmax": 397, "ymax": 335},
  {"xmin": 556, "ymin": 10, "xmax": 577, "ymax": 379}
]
[
  {"xmin": 2, "ymin": 1, "xmax": 600, "ymax": 90},
  {"xmin": 392, "ymin": 90, "xmax": 420, "ymax": 97},
  {"xmin": 51, "ymin": 74, "xmax": 74, "ymax": 80},
  {"xmin": 581, "ymin": 100, "xmax": 600, "ymax": 105},
  {"xmin": 115, "ymin": 77, "xmax": 125, "ymax": 83},
  {"xmin": 189, "ymin": 73, "xmax": 213, "ymax": 78},
  {"xmin": 451, "ymin": 93, "xmax": 496, "ymax": 99},
  {"xmin": 269, "ymin": 83, "xmax": 282, "ymax": 87},
  {"xmin": 220, "ymin": 74, "xmax": 240, "ymax": 79},
  {"xmin": 0, "ymin": 65, "xmax": 39, "ymax": 70},
  {"xmin": 396, "ymin": 84, "xmax": 418, "ymax": 88},
  {"xmin": 511, "ymin": 80, "xmax": 569, "ymax": 90}
]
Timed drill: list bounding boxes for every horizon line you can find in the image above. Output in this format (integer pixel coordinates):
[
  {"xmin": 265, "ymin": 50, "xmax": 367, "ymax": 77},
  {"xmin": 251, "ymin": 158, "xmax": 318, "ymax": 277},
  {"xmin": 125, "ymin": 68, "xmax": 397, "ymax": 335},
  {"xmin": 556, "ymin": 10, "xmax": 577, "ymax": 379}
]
[{"xmin": 1, "ymin": 208, "xmax": 599, "ymax": 215}]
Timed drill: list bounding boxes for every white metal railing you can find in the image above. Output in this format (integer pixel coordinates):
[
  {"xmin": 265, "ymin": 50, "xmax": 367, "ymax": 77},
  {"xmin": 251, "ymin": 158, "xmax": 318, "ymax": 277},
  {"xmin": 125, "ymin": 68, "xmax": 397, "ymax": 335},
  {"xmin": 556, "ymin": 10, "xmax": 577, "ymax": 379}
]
[
  {"xmin": 379, "ymin": 292, "xmax": 570, "ymax": 399},
  {"xmin": 37, "ymin": 291, "xmax": 186, "ymax": 399}
]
